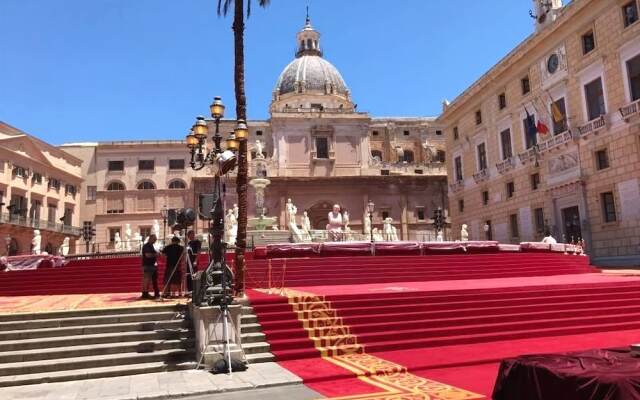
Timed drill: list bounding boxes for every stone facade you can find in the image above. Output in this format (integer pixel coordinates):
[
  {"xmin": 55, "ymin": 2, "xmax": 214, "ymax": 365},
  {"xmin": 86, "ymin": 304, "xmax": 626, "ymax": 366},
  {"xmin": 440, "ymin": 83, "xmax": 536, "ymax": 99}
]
[
  {"xmin": 0, "ymin": 122, "xmax": 83, "ymax": 255},
  {"xmin": 62, "ymin": 17, "xmax": 447, "ymax": 250},
  {"xmin": 440, "ymin": 0, "xmax": 640, "ymax": 266}
]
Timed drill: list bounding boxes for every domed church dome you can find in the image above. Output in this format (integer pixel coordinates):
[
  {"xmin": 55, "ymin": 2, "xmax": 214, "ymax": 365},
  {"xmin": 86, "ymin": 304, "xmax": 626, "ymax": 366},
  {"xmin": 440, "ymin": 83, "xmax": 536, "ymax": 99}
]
[{"xmin": 272, "ymin": 13, "xmax": 351, "ymax": 103}]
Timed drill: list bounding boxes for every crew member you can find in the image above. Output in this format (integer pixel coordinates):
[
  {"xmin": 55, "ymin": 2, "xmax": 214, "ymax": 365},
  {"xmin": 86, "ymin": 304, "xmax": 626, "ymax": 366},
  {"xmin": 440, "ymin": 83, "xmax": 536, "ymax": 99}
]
[
  {"xmin": 161, "ymin": 236, "xmax": 184, "ymax": 298},
  {"xmin": 141, "ymin": 234, "xmax": 159, "ymax": 299},
  {"xmin": 186, "ymin": 230, "xmax": 202, "ymax": 295}
]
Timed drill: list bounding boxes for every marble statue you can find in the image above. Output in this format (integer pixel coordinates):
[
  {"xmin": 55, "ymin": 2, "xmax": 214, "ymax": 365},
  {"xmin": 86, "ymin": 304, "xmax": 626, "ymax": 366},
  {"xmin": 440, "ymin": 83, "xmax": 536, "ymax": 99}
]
[
  {"xmin": 233, "ymin": 203, "xmax": 239, "ymax": 219},
  {"xmin": 289, "ymin": 205, "xmax": 298, "ymax": 226},
  {"xmin": 372, "ymin": 228, "xmax": 384, "ymax": 242},
  {"xmin": 302, "ymin": 211, "xmax": 311, "ymax": 234},
  {"xmin": 436, "ymin": 229, "xmax": 444, "ymax": 242},
  {"xmin": 255, "ymin": 140, "xmax": 264, "ymax": 158},
  {"xmin": 382, "ymin": 218, "xmax": 399, "ymax": 241},
  {"xmin": 59, "ymin": 237, "xmax": 70, "ymax": 256},
  {"xmin": 363, "ymin": 212, "xmax": 372, "ymax": 235},
  {"xmin": 286, "ymin": 200, "xmax": 310, "ymax": 243},
  {"xmin": 32, "ymin": 230, "xmax": 42, "ymax": 255},
  {"xmin": 225, "ymin": 209, "xmax": 238, "ymax": 246},
  {"xmin": 133, "ymin": 232, "xmax": 143, "ymax": 251},
  {"xmin": 124, "ymin": 224, "xmax": 132, "ymax": 251},
  {"xmin": 395, "ymin": 146, "xmax": 405, "ymax": 163},
  {"xmin": 460, "ymin": 224, "xmax": 469, "ymax": 242},
  {"xmin": 152, "ymin": 220, "xmax": 160, "ymax": 238},
  {"xmin": 114, "ymin": 232, "xmax": 123, "ymax": 251},
  {"xmin": 343, "ymin": 211, "xmax": 350, "ymax": 231},
  {"xmin": 327, "ymin": 204, "xmax": 344, "ymax": 241},
  {"xmin": 285, "ymin": 198, "xmax": 294, "ymax": 225}
]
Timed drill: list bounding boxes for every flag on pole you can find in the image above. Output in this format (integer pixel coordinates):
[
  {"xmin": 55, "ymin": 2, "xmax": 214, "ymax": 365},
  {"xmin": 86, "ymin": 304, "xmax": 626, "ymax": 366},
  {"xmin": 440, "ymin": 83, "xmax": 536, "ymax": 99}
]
[
  {"xmin": 536, "ymin": 119, "xmax": 550, "ymax": 135},
  {"xmin": 550, "ymin": 101, "xmax": 564, "ymax": 123}
]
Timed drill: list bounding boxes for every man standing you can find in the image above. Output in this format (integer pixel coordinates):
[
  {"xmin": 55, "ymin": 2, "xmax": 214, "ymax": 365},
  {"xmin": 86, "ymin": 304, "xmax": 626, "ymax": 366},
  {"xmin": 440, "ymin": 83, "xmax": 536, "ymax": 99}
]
[
  {"xmin": 161, "ymin": 236, "xmax": 184, "ymax": 298},
  {"xmin": 141, "ymin": 234, "xmax": 159, "ymax": 299},
  {"xmin": 186, "ymin": 230, "xmax": 202, "ymax": 296}
]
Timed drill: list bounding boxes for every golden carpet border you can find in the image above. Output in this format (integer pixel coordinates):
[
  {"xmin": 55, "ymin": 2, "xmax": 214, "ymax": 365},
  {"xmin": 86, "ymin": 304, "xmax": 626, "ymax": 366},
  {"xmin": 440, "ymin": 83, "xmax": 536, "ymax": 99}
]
[{"xmin": 276, "ymin": 289, "xmax": 484, "ymax": 400}]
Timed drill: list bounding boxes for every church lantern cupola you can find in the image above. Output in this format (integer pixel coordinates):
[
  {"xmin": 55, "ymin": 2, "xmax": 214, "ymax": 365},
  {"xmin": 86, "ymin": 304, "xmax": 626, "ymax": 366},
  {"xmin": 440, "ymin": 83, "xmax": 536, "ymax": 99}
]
[{"xmin": 296, "ymin": 10, "xmax": 322, "ymax": 57}]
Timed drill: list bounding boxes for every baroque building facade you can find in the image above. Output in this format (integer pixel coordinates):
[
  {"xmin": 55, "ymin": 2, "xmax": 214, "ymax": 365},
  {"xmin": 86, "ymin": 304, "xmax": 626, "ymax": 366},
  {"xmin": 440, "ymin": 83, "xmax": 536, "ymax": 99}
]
[
  {"xmin": 0, "ymin": 122, "xmax": 83, "ymax": 256},
  {"xmin": 62, "ymin": 16, "xmax": 447, "ymax": 250},
  {"xmin": 440, "ymin": 0, "xmax": 640, "ymax": 265}
]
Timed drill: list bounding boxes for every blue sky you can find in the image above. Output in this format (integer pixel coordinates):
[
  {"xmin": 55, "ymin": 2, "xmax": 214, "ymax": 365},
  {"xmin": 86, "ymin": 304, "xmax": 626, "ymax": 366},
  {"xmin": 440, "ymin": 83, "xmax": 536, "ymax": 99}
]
[{"xmin": 0, "ymin": 1, "xmax": 536, "ymax": 144}]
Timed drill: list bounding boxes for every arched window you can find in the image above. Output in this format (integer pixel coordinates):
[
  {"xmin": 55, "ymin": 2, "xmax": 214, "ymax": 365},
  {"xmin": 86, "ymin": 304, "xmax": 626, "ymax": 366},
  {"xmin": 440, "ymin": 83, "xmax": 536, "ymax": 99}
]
[
  {"xmin": 137, "ymin": 181, "xmax": 156, "ymax": 190},
  {"xmin": 168, "ymin": 180, "xmax": 186, "ymax": 190},
  {"xmin": 106, "ymin": 181, "xmax": 125, "ymax": 191},
  {"xmin": 403, "ymin": 150, "xmax": 415, "ymax": 163},
  {"xmin": 300, "ymin": 40, "xmax": 305, "ymax": 50},
  {"xmin": 307, "ymin": 38, "xmax": 313, "ymax": 49},
  {"xmin": 371, "ymin": 150, "xmax": 383, "ymax": 161}
]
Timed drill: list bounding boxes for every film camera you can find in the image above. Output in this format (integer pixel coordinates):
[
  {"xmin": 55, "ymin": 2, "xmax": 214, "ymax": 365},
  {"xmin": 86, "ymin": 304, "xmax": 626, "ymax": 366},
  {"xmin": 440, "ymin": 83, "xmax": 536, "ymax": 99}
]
[{"xmin": 167, "ymin": 208, "xmax": 197, "ymax": 230}]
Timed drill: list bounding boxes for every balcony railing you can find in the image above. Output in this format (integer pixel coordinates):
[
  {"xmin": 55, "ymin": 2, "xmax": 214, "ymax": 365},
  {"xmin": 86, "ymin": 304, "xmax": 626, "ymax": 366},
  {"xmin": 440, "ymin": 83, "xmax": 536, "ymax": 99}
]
[
  {"xmin": 472, "ymin": 168, "xmax": 490, "ymax": 184},
  {"xmin": 0, "ymin": 213, "xmax": 82, "ymax": 236},
  {"xmin": 518, "ymin": 147, "xmax": 539, "ymax": 164},
  {"xmin": 536, "ymin": 130, "xmax": 573, "ymax": 153},
  {"xmin": 619, "ymin": 99, "xmax": 640, "ymax": 121},
  {"xmin": 370, "ymin": 161, "xmax": 446, "ymax": 175},
  {"xmin": 577, "ymin": 115, "xmax": 606, "ymax": 137},
  {"xmin": 496, "ymin": 157, "xmax": 516, "ymax": 174},
  {"xmin": 449, "ymin": 180, "xmax": 464, "ymax": 193}
]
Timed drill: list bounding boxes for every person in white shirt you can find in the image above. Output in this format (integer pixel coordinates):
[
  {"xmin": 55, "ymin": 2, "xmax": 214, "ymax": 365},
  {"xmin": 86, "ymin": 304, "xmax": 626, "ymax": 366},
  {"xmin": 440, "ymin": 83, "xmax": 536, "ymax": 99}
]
[{"xmin": 541, "ymin": 230, "xmax": 557, "ymax": 244}]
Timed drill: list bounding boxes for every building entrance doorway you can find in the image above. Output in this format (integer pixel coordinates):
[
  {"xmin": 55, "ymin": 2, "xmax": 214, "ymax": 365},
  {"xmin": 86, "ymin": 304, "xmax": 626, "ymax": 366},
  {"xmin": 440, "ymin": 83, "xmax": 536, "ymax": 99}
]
[
  {"xmin": 307, "ymin": 201, "xmax": 333, "ymax": 230},
  {"xmin": 561, "ymin": 206, "xmax": 582, "ymax": 242}
]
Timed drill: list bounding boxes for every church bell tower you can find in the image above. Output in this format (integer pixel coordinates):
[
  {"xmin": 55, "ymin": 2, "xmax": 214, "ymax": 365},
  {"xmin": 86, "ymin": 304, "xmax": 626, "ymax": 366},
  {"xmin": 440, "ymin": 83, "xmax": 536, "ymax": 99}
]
[{"xmin": 531, "ymin": 0, "xmax": 563, "ymax": 32}]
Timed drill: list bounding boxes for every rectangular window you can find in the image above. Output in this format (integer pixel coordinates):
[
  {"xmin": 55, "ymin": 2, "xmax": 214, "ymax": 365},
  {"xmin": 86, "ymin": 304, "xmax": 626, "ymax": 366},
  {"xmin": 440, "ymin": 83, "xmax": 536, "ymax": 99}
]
[
  {"xmin": 623, "ymin": 1, "xmax": 639, "ymax": 27},
  {"xmin": 551, "ymin": 97, "xmax": 568, "ymax": 135},
  {"xmin": 32, "ymin": 172, "xmax": 43, "ymax": 185},
  {"xmin": 169, "ymin": 159, "xmax": 185, "ymax": 170},
  {"xmin": 500, "ymin": 129, "xmax": 513, "ymax": 160},
  {"xmin": 482, "ymin": 190, "xmax": 489, "ymax": 206},
  {"xmin": 531, "ymin": 173, "xmax": 541, "ymax": 190},
  {"xmin": 521, "ymin": 76, "xmax": 531, "ymax": 95},
  {"xmin": 601, "ymin": 192, "xmax": 617, "ymax": 222},
  {"xmin": 12, "ymin": 166, "xmax": 27, "ymax": 178},
  {"xmin": 582, "ymin": 30, "xmax": 596, "ymax": 54},
  {"xmin": 372, "ymin": 130, "xmax": 379, "ymax": 136},
  {"xmin": 458, "ymin": 199, "xmax": 464, "ymax": 213},
  {"xmin": 47, "ymin": 204, "xmax": 56, "ymax": 223},
  {"xmin": 475, "ymin": 110, "xmax": 482, "ymax": 125},
  {"xmin": 139, "ymin": 226, "xmax": 152, "ymax": 239},
  {"xmin": 436, "ymin": 150, "xmax": 446, "ymax": 162},
  {"xmin": 454, "ymin": 156, "xmax": 463, "ymax": 182},
  {"xmin": 595, "ymin": 149, "xmax": 610, "ymax": 170},
  {"xmin": 108, "ymin": 160, "xmax": 124, "ymax": 172},
  {"xmin": 584, "ymin": 77, "xmax": 606, "ymax": 121},
  {"xmin": 453, "ymin": 126, "xmax": 459, "ymax": 141},
  {"xmin": 63, "ymin": 208, "xmax": 73, "ymax": 226},
  {"xmin": 29, "ymin": 199, "xmax": 41, "ymax": 221},
  {"xmin": 381, "ymin": 210, "xmax": 390, "ymax": 220},
  {"xmin": 498, "ymin": 93, "xmax": 507, "ymax": 110},
  {"xmin": 416, "ymin": 208, "xmax": 425, "ymax": 221},
  {"xmin": 523, "ymin": 114, "xmax": 538, "ymax": 149},
  {"xmin": 87, "ymin": 186, "xmax": 97, "ymax": 201},
  {"xmin": 477, "ymin": 143, "xmax": 487, "ymax": 171},
  {"xmin": 138, "ymin": 159, "xmax": 155, "ymax": 171},
  {"xmin": 403, "ymin": 130, "xmax": 410, "ymax": 136},
  {"xmin": 534, "ymin": 208, "xmax": 545, "ymax": 234},
  {"xmin": 48, "ymin": 178, "xmax": 60, "ymax": 191},
  {"xmin": 315, "ymin": 137, "xmax": 329, "ymax": 159},
  {"xmin": 627, "ymin": 54, "xmax": 640, "ymax": 101},
  {"xmin": 65, "ymin": 184, "xmax": 76, "ymax": 196},
  {"xmin": 435, "ymin": 130, "xmax": 443, "ymax": 136},
  {"xmin": 506, "ymin": 181, "xmax": 515, "ymax": 198},
  {"xmin": 510, "ymin": 214, "xmax": 519, "ymax": 238}
]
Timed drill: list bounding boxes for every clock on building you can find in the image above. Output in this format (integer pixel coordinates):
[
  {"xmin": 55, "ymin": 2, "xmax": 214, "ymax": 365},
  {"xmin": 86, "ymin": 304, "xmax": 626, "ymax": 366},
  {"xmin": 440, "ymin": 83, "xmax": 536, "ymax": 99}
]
[{"xmin": 547, "ymin": 53, "xmax": 559, "ymax": 74}]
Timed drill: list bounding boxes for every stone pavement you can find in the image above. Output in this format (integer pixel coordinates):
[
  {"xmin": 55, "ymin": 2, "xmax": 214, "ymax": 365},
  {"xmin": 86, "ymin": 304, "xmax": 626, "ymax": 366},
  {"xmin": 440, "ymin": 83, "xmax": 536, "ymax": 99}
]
[
  {"xmin": 0, "ymin": 362, "xmax": 311, "ymax": 400},
  {"xmin": 181, "ymin": 385, "xmax": 322, "ymax": 400}
]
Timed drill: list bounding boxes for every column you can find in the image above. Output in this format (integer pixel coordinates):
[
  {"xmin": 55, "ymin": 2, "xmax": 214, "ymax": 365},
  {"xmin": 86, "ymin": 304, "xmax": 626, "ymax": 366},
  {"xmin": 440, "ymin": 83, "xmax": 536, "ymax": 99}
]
[{"xmin": 401, "ymin": 194, "xmax": 408, "ymax": 240}]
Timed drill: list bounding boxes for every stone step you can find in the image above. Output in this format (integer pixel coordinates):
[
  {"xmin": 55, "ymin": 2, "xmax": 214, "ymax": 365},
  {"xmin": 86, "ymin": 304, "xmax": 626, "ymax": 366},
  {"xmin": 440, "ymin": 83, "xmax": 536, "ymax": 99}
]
[
  {"xmin": 0, "ymin": 338, "xmax": 194, "ymax": 364},
  {"xmin": 245, "ymin": 352, "xmax": 276, "ymax": 364},
  {"xmin": 0, "ymin": 319, "xmax": 189, "ymax": 341},
  {"xmin": 0, "ymin": 360, "xmax": 197, "ymax": 387},
  {"xmin": 0, "ymin": 348, "xmax": 194, "ymax": 377},
  {"xmin": 240, "ymin": 332, "xmax": 266, "ymax": 344},
  {"xmin": 0, "ymin": 328, "xmax": 192, "ymax": 352},
  {"xmin": 240, "ymin": 322, "xmax": 263, "ymax": 334},
  {"xmin": 0, "ymin": 311, "xmax": 183, "ymax": 332},
  {"xmin": 0, "ymin": 304, "xmax": 184, "ymax": 323},
  {"xmin": 241, "ymin": 315, "xmax": 258, "ymax": 324},
  {"xmin": 241, "ymin": 305, "xmax": 254, "ymax": 314},
  {"xmin": 241, "ymin": 341, "xmax": 271, "ymax": 355}
]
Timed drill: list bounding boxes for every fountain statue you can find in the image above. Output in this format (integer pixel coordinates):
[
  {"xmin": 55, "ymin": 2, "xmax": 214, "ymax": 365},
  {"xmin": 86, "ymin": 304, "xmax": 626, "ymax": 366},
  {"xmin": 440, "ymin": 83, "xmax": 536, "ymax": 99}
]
[
  {"xmin": 327, "ymin": 204, "xmax": 344, "ymax": 242},
  {"xmin": 124, "ymin": 224, "xmax": 132, "ymax": 251},
  {"xmin": 436, "ymin": 229, "xmax": 444, "ymax": 242},
  {"xmin": 460, "ymin": 224, "xmax": 469, "ymax": 242},
  {"xmin": 32, "ymin": 230, "xmax": 42, "ymax": 255},
  {"xmin": 255, "ymin": 139, "xmax": 265, "ymax": 159},
  {"xmin": 301, "ymin": 211, "xmax": 311, "ymax": 235},
  {"xmin": 114, "ymin": 232, "xmax": 123, "ymax": 251},
  {"xmin": 59, "ymin": 237, "xmax": 70, "ymax": 256},
  {"xmin": 383, "ymin": 218, "xmax": 399, "ymax": 241},
  {"xmin": 225, "ymin": 209, "xmax": 238, "ymax": 246}
]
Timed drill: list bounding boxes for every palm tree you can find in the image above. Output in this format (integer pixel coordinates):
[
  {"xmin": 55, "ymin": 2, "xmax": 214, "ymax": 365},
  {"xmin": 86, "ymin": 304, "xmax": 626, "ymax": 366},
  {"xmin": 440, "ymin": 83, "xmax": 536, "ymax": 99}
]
[{"xmin": 217, "ymin": 0, "xmax": 270, "ymax": 296}]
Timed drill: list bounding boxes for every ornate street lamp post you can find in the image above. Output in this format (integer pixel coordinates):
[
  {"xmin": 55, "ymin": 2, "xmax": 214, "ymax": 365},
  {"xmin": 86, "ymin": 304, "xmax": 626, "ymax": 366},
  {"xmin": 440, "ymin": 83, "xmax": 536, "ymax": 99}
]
[
  {"xmin": 160, "ymin": 205, "xmax": 168, "ymax": 246},
  {"xmin": 186, "ymin": 96, "xmax": 243, "ymax": 306},
  {"xmin": 367, "ymin": 200, "xmax": 375, "ymax": 244}
]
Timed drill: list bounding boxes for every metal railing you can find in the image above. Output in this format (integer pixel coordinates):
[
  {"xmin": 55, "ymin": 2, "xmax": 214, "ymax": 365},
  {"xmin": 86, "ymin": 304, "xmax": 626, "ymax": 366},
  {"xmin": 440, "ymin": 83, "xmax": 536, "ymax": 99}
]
[{"xmin": 0, "ymin": 213, "xmax": 82, "ymax": 236}]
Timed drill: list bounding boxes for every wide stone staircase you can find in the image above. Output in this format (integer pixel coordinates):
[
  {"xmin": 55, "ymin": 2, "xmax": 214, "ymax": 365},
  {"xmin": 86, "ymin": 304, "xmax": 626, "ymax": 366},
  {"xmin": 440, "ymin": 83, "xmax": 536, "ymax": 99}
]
[{"xmin": 0, "ymin": 302, "xmax": 274, "ymax": 387}]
